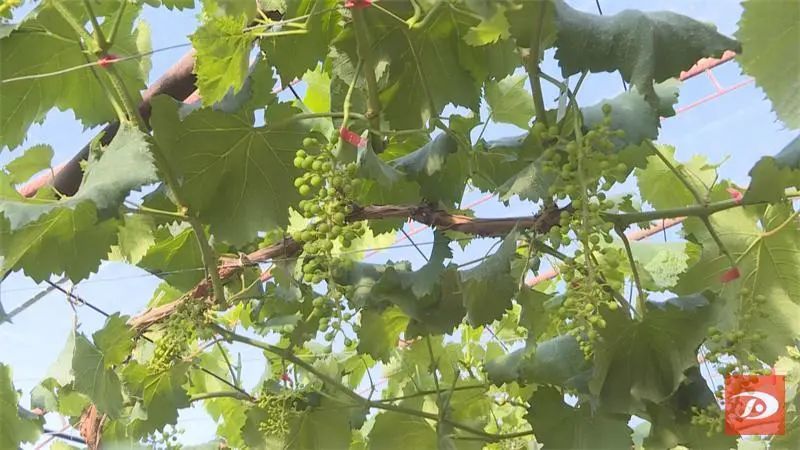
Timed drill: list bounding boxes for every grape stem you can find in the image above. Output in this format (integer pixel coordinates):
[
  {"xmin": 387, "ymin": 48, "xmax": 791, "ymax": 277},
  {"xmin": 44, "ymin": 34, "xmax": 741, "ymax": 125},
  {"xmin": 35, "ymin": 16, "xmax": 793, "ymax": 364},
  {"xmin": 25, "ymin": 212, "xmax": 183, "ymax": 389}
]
[
  {"xmin": 214, "ymin": 325, "xmax": 535, "ymax": 442},
  {"xmin": 525, "ymin": 0, "xmax": 550, "ymax": 128},
  {"xmin": 352, "ymin": 7, "xmax": 384, "ymax": 152}
]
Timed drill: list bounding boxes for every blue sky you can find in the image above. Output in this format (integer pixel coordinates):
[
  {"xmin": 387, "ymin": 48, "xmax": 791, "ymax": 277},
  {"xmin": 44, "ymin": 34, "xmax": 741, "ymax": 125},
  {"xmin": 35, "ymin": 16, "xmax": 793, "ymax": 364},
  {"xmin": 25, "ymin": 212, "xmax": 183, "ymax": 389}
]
[{"xmin": 1, "ymin": 0, "xmax": 796, "ymax": 446}]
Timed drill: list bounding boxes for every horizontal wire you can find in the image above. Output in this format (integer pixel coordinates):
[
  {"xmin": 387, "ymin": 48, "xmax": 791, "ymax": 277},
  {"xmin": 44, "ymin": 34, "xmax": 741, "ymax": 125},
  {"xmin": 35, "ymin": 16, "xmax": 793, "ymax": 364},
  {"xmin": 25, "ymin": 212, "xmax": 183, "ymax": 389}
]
[{"xmin": 1, "ymin": 43, "xmax": 191, "ymax": 84}]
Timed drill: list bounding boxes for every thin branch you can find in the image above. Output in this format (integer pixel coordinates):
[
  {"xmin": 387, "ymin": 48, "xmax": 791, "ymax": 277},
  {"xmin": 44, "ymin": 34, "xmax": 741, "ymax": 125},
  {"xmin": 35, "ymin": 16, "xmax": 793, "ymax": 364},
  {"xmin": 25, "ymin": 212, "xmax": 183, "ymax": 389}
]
[
  {"xmin": 189, "ymin": 391, "xmax": 252, "ymax": 403},
  {"xmin": 214, "ymin": 326, "xmax": 535, "ymax": 443},
  {"xmin": 526, "ymin": 0, "xmax": 550, "ymax": 128}
]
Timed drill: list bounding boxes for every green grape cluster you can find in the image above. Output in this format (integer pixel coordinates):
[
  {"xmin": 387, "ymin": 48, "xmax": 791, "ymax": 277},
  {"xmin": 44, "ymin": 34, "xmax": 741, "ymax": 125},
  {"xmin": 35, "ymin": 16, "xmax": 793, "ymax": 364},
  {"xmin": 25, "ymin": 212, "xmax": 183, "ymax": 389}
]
[
  {"xmin": 290, "ymin": 137, "xmax": 365, "ymax": 284},
  {"xmin": 705, "ymin": 288, "xmax": 769, "ymax": 373},
  {"xmin": 257, "ymin": 390, "xmax": 307, "ymax": 438},
  {"xmin": 691, "ymin": 404, "xmax": 724, "ymax": 437},
  {"xmin": 149, "ymin": 300, "xmax": 209, "ymax": 372},
  {"xmin": 538, "ymin": 105, "xmax": 630, "ymax": 357}
]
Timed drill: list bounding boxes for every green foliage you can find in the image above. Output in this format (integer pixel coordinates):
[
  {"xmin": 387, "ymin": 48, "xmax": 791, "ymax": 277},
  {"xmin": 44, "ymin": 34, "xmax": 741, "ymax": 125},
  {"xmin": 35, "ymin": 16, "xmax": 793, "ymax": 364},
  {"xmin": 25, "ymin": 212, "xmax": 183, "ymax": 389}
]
[
  {"xmin": 2, "ymin": 1, "xmax": 795, "ymax": 449},
  {"xmin": 0, "ymin": 364, "xmax": 41, "ymax": 448},
  {"xmin": 736, "ymin": 0, "xmax": 800, "ymax": 129}
]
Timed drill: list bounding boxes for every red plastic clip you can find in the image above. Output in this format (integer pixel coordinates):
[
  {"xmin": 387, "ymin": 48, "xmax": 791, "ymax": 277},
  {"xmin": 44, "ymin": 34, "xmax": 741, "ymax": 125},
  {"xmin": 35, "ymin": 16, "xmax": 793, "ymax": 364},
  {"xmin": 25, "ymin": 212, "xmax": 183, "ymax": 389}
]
[
  {"xmin": 344, "ymin": 0, "xmax": 372, "ymax": 9},
  {"xmin": 280, "ymin": 373, "xmax": 292, "ymax": 384},
  {"xmin": 340, "ymin": 127, "xmax": 366, "ymax": 147},
  {"xmin": 720, "ymin": 266, "xmax": 740, "ymax": 283},
  {"xmin": 97, "ymin": 54, "xmax": 120, "ymax": 68},
  {"xmin": 726, "ymin": 187, "xmax": 743, "ymax": 204}
]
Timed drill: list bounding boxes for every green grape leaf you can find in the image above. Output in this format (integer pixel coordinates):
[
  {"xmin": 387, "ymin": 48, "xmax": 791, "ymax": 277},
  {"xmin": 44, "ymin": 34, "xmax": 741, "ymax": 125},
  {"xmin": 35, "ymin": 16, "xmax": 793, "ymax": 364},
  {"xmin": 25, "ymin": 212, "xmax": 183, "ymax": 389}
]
[
  {"xmin": 287, "ymin": 397, "xmax": 354, "ymax": 450},
  {"xmin": 111, "ymin": 214, "xmax": 156, "ymax": 265},
  {"xmin": 644, "ymin": 367, "xmax": 737, "ymax": 450},
  {"xmin": 464, "ymin": 6, "xmax": 511, "ymax": 46},
  {"xmin": 0, "ymin": 124, "xmax": 157, "ymax": 230},
  {"xmin": 636, "ymin": 145, "xmax": 716, "ymax": 209},
  {"xmin": 191, "ymin": 12, "xmax": 257, "ymax": 106},
  {"xmin": 1, "ymin": 201, "xmax": 119, "ymax": 282},
  {"xmin": 93, "ymin": 313, "xmax": 135, "ymax": 368},
  {"xmin": 736, "ymin": 0, "xmax": 800, "ymax": 129},
  {"xmin": 485, "ymin": 335, "xmax": 589, "ymax": 389},
  {"xmin": 0, "ymin": 2, "xmax": 150, "ymax": 150},
  {"xmin": 461, "ymin": 232, "xmax": 518, "ymax": 326},
  {"xmin": 123, "ymin": 362, "xmax": 191, "ymax": 435},
  {"xmin": 390, "ymin": 134, "xmax": 468, "ymax": 205},
  {"xmin": 142, "ymin": 0, "xmax": 195, "ymax": 10},
  {"xmin": 553, "ymin": 0, "xmax": 739, "ymax": 102},
  {"xmin": 368, "ymin": 411, "xmax": 437, "ymax": 450},
  {"xmin": 485, "ymin": 74, "xmax": 535, "ymax": 129},
  {"xmin": 506, "ymin": 0, "xmax": 556, "ymax": 50},
  {"xmin": 676, "ymin": 200, "xmax": 800, "ymax": 362},
  {"xmin": 357, "ymin": 306, "xmax": 409, "ymax": 363},
  {"xmin": 4, "ymin": 144, "xmax": 53, "ymax": 184},
  {"xmin": 149, "ymin": 96, "xmax": 307, "ymax": 244},
  {"xmin": 261, "ymin": 0, "xmax": 340, "ymax": 87},
  {"xmin": 0, "ymin": 364, "xmax": 41, "ymax": 448},
  {"xmin": 583, "ymin": 81, "xmax": 680, "ymax": 159},
  {"xmin": 72, "ymin": 334, "xmax": 124, "ymax": 418},
  {"xmin": 526, "ymin": 386, "xmax": 632, "ymax": 450},
  {"xmin": 744, "ymin": 134, "xmax": 800, "ymax": 203},
  {"xmin": 590, "ymin": 294, "xmax": 716, "ymax": 414},
  {"xmin": 139, "ymin": 226, "xmax": 205, "ymax": 291},
  {"xmin": 628, "ymin": 241, "xmax": 700, "ymax": 290}
]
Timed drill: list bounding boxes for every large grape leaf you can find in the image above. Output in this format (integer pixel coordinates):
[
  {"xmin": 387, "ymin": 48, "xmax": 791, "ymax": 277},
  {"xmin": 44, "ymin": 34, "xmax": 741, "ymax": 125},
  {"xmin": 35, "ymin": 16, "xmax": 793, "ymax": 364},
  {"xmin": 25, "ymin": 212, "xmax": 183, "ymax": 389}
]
[
  {"xmin": 644, "ymin": 367, "xmax": 737, "ymax": 450},
  {"xmin": 460, "ymin": 232, "xmax": 518, "ymax": 326},
  {"xmin": 191, "ymin": 12, "xmax": 258, "ymax": 106},
  {"xmin": 744, "ymin": 134, "xmax": 800, "ymax": 203},
  {"xmin": 4, "ymin": 144, "xmax": 53, "ymax": 184},
  {"xmin": 636, "ymin": 145, "xmax": 716, "ymax": 209},
  {"xmin": 552, "ymin": 0, "xmax": 739, "ymax": 103},
  {"xmin": 390, "ymin": 133, "xmax": 468, "ymax": 205},
  {"xmin": 0, "ymin": 2, "xmax": 150, "ymax": 150},
  {"xmin": 675, "ymin": 199, "xmax": 800, "ymax": 362},
  {"xmin": 122, "ymin": 362, "xmax": 191, "ymax": 436},
  {"xmin": 736, "ymin": 0, "xmax": 800, "ymax": 129},
  {"xmin": 485, "ymin": 74, "xmax": 535, "ymax": 129},
  {"xmin": 484, "ymin": 334, "xmax": 589, "ymax": 389},
  {"xmin": 93, "ymin": 314, "xmax": 135, "ymax": 369},
  {"xmin": 368, "ymin": 411, "xmax": 437, "ymax": 450},
  {"xmin": 139, "ymin": 226, "xmax": 205, "ymax": 291},
  {"xmin": 0, "ymin": 125, "xmax": 157, "ymax": 230},
  {"xmin": 357, "ymin": 306, "xmax": 410, "ymax": 363},
  {"xmin": 589, "ymin": 294, "xmax": 716, "ymax": 414},
  {"xmin": 261, "ymin": 0, "xmax": 341, "ymax": 87},
  {"xmin": 0, "ymin": 364, "xmax": 41, "ymax": 448},
  {"xmin": 0, "ymin": 201, "xmax": 120, "ymax": 282},
  {"xmin": 149, "ymin": 96, "xmax": 307, "ymax": 244},
  {"xmin": 72, "ymin": 334, "xmax": 124, "ymax": 418},
  {"xmin": 526, "ymin": 386, "xmax": 632, "ymax": 450}
]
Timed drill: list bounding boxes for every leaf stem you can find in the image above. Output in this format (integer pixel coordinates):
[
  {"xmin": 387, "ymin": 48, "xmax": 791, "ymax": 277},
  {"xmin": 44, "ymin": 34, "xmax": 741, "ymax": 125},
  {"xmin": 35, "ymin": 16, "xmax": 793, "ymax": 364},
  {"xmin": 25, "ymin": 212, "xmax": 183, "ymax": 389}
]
[
  {"xmin": 189, "ymin": 391, "xmax": 252, "ymax": 403},
  {"xmin": 81, "ymin": 0, "xmax": 107, "ymax": 51},
  {"xmin": 615, "ymin": 226, "xmax": 646, "ymax": 315},
  {"xmin": 352, "ymin": 7, "xmax": 384, "ymax": 151}
]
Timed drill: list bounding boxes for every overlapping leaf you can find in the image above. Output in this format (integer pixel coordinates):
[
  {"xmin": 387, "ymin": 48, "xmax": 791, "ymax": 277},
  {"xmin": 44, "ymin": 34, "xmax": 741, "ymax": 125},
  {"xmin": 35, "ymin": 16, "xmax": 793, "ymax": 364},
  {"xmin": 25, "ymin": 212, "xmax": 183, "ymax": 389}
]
[
  {"xmin": 0, "ymin": 2, "xmax": 150, "ymax": 149},
  {"xmin": 736, "ymin": 0, "xmax": 800, "ymax": 129},
  {"xmin": 149, "ymin": 96, "xmax": 308, "ymax": 244},
  {"xmin": 0, "ymin": 364, "xmax": 41, "ymax": 448},
  {"xmin": 589, "ymin": 295, "xmax": 716, "ymax": 414},
  {"xmin": 744, "ymin": 134, "xmax": 800, "ymax": 203},
  {"xmin": 553, "ymin": 0, "xmax": 739, "ymax": 102}
]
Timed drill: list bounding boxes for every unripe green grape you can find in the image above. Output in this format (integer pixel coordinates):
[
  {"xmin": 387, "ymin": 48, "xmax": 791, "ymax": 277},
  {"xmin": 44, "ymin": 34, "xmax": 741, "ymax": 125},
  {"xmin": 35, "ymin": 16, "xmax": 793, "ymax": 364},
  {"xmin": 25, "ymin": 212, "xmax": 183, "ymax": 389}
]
[
  {"xmin": 310, "ymin": 175, "xmax": 322, "ymax": 187},
  {"xmin": 344, "ymin": 338, "xmax": 353, "ymax": 347},
  {"xmin": 303, "ymin": 137, "xmax": 319, "ymax": 148},
  {"xmin": 299, "ymin": 185, "xmax": 311, "ymax": 196},
  {"xmin": 601, "ymin": 103, "xmax": 612, "ymax": 115},
  {"xmin": 302, "ymin": 155, "xmax": 315, "ymax": 168},
  {"xmin": 312, "ymin": 160, "xmax": 322, "ymax": 171}
]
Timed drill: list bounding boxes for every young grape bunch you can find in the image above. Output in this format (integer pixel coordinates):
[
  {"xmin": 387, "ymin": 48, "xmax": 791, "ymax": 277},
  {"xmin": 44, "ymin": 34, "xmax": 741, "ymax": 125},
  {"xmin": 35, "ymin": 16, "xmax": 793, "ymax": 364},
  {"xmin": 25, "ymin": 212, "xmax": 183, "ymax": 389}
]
[
  {"xmin": 148, "ymin": 300, "xmax": 209, "ymax": 373},
  {"xmin": 257, "ymin": 390, "xmax": 308, "ymax": 438},
  {"xmin": 538, "ymin": 105, "xmax": 630, "ymax": 357},
  {"xmin": 289, "ymin": 136, "xmax": 366, "ymax": 344}
]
